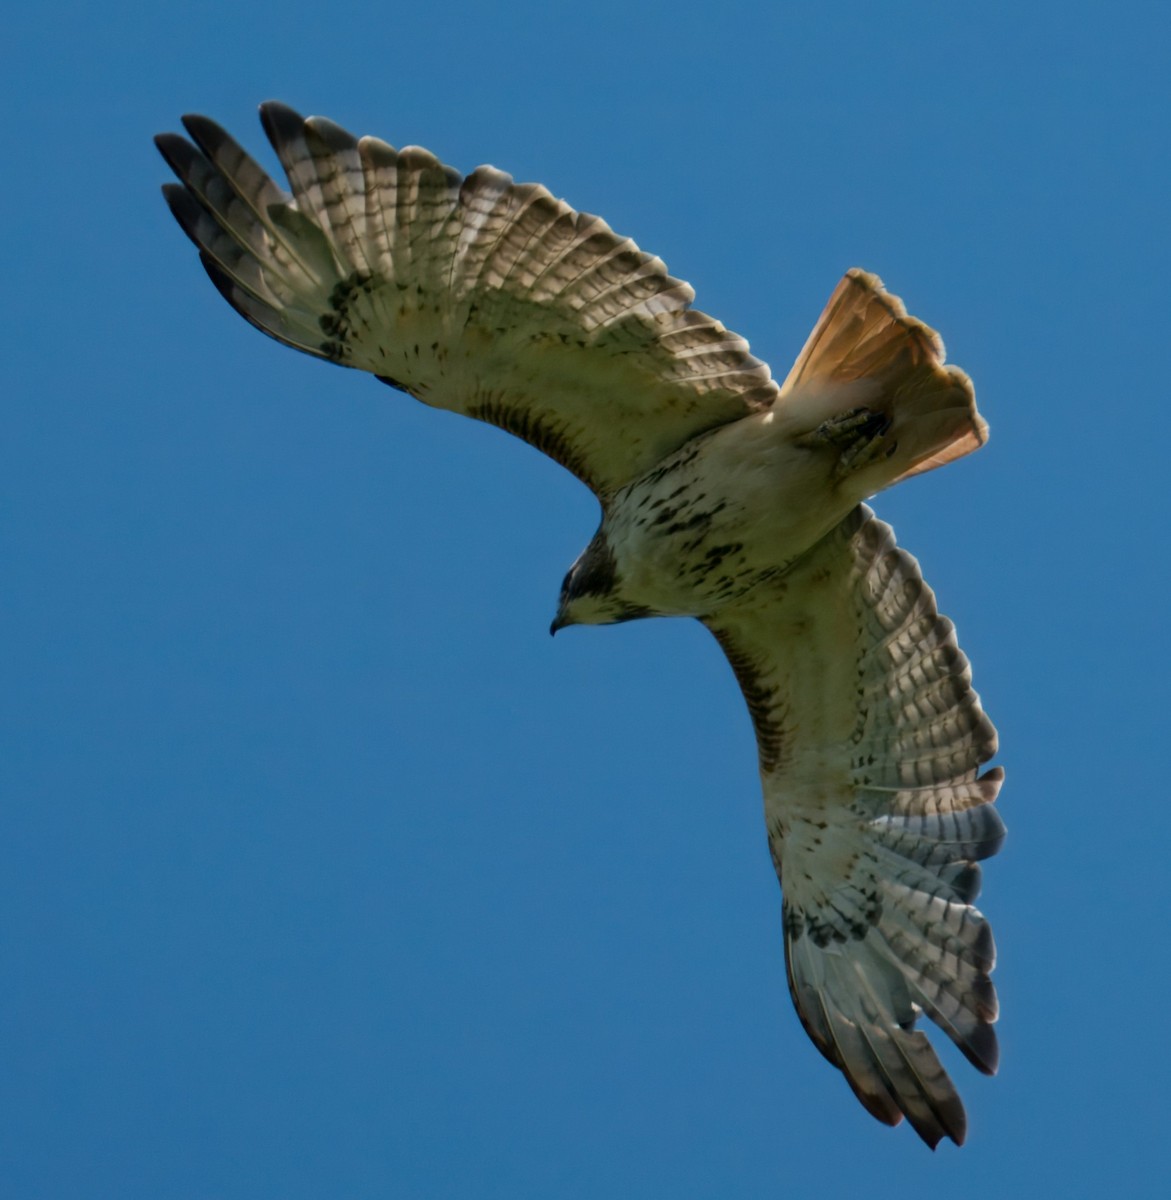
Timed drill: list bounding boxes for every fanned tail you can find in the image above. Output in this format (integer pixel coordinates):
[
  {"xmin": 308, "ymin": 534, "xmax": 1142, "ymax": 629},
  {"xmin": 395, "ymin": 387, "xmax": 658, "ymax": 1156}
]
[{"xmin": 780, "ymin": 269, "xmax": 987, "ymax": 497}]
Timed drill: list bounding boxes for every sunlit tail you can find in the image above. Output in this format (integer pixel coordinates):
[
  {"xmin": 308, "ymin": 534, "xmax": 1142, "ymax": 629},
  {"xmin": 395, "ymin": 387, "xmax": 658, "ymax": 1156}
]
[{"xmin": 780, "ymin": 269, "xmax": 987, "ymax": 497}]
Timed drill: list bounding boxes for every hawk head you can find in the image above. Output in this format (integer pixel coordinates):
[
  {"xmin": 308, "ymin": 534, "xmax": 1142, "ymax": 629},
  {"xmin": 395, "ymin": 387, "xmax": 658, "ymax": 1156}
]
[{"xmin": 550, "ymin": 531, "xmax": 653, "ymax": 634}]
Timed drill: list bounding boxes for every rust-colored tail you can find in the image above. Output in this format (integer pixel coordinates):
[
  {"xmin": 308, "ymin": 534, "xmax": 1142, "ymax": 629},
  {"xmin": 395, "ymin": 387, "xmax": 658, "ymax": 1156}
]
[{"xmin": 780, "ymin": 269, "xmax": 987, "ymax": 496}]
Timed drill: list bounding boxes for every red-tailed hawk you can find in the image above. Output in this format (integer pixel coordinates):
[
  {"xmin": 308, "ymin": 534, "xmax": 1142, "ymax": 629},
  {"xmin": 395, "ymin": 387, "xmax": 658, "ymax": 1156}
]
[{"xmin": 157, "ymin": 103, "xmax": 1003, "ymax": 1147}]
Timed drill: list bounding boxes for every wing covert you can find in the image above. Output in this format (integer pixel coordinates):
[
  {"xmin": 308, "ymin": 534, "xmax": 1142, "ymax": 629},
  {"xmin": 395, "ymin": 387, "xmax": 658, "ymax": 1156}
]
[{"xmin": 156, "ymin": 103, "xmax": 779, "ymax": 498}]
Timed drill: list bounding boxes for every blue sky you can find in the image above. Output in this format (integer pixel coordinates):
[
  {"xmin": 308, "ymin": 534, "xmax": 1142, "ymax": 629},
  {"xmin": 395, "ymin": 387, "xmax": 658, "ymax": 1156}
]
[{"xmin": 6, "ymin": 2, "xmax": 1170, "ymax": 1196}]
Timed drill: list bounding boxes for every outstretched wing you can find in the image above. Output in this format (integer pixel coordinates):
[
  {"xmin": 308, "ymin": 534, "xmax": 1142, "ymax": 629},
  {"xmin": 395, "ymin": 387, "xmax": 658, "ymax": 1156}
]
[
  {"xmin": 156, "ymin": 103, "xmax": 778, "ymax": 499},
  {"xmin": 704, "ymin": 506, "xmax": 1003, "ymax": 1148}
]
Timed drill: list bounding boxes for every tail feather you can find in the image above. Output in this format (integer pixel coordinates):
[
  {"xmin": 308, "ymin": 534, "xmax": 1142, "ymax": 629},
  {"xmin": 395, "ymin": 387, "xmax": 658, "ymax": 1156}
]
[{"xmin": 781, "ymin": 269, "xmax": 987, "ymax": 494}]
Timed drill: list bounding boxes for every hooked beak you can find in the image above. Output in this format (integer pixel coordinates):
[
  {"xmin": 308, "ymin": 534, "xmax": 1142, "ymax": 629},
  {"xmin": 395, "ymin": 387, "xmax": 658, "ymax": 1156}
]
[{"xmin": 550, "ymin": 602, "xmax": 574, "ymax": 636}]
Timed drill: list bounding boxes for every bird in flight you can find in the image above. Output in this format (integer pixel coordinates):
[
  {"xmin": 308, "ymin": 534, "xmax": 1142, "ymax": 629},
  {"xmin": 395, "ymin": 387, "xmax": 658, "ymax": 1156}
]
[{"xmin": 156, "ymin": 103, "xmax": 1004, "ymax": 1148}]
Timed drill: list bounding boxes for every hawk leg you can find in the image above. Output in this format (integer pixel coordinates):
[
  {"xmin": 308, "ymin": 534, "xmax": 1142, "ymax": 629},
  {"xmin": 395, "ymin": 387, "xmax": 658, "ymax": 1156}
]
[{"xmin": 795, "ymin": 408, "xmax": 898, "ymax": 480}]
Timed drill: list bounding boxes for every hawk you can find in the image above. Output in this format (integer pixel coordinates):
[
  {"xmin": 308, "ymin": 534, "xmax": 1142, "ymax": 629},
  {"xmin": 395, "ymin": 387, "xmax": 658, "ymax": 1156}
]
[{"xmin": 156, "ymin": 103, "xmax": 1004, "ymax": 1147}]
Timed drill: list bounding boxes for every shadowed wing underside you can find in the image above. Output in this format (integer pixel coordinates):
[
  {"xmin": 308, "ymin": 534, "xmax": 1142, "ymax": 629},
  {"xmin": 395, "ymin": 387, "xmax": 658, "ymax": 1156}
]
[
  {"xmin": 705, "ymin": 506, "xmax": 1003, "ymax": 1147},
  {"xmin": 156, "ymin": 102, "xmax": 778, "ymax": 498}
]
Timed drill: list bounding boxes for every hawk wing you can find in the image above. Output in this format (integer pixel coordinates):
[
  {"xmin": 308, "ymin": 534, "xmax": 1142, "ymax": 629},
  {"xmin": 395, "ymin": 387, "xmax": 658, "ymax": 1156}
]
[
  {"xmin": 704, "ymin": 505, "xmax": 1003, "ymax": 1148},
  {"xmin": 156, "ymin": 104, "xmax": 777, "ymax": 499}
]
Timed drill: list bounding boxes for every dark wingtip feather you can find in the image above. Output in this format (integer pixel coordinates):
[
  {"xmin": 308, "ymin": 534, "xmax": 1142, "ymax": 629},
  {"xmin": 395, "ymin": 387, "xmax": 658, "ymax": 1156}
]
[
  {"xmin": 180, "ymin": 113, "xmax": 233, "ymax": 159},
  {"xmin": 980, "ymin": 765, "xmax": 1006, "ymax": 795},
  {"xmin": 160, "ymin": 183, "xmax": 209, "ymax": 251},
  {"xmin": 197, "ymin": 253, "xmax": 329, "ymax": 361},
  {"xmin": 259, "ymin": 100, "xmax": 307, "ymax": 146},
  {"xmin": 305, "ymin": 114, "xmax": 360, "ymax": 152},
  {"xmin": 198, "ymin": 252, "xmax": 259, "ymax": 330},
  {"xmin": 977, "ymin": 805, "xmax": 1008, "ymax": 860},
  {"xmin": 961, "ymin": 1022, "xmax": 1000, "ymax": 1076},
  {"xmin": 155, "ymin": 131, "xmax": 199, "ymax": 179}
]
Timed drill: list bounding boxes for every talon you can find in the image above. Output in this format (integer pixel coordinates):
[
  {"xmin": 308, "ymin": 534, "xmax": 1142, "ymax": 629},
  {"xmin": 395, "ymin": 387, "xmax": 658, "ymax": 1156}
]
[
  {"xmin": 796, "ymin": 407, "xmax": 890, "ymax": 450},
  {"xmin": 794, "ymin": 408, "xmax": 896, "ymax": 479}
]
